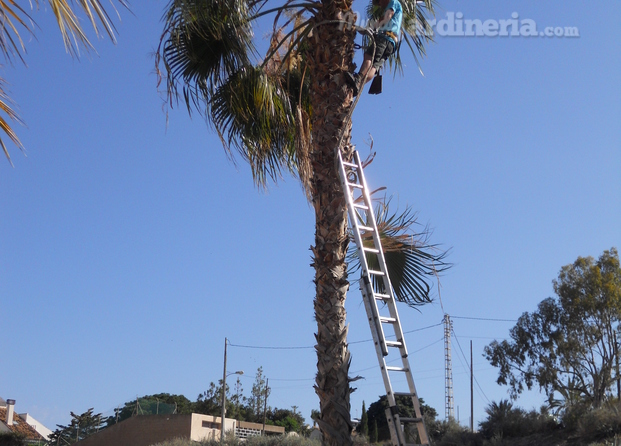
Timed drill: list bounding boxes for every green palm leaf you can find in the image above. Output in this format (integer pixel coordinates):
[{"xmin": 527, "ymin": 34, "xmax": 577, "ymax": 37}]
[
  {"xmin": 348, "ymin": 196, "xmax": 451, "ymax": 307},
  {"xmin": 157, "ymin": 0, "xmax": 256, "ymax": 114},
  {"xmin": 210, "ymin": 66, "xmax": 298, "ymax": 187}
]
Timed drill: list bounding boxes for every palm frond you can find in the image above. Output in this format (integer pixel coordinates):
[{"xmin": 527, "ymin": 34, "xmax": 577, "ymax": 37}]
[
  {"xmin": 42, "ymin": 0, "xmax": 128, "ymax": 56},
  {"xmin": 158, "ymin": 1, "xmax": 317, "ymax": 191},
  {"xmin": 391, "ymin": 0, "xmax": 436, "ymax": 74},
  {"xmin": 347, "ymin": 196, "xmax": 451, "ymax": 307},
  {"xmin": 263, "ymin": 15, "xmax": 313, "ymax": 198},
  {"xmin": 0, "ymin": 0, "xmax": 127, "ymax": 164},
  {"xmin": 209, "ymin": 66, "xmax": 299, "ymax": 187},
  {"xmin": 0, "ymin": 1, "xmax": 32, "ymax": 64},
  {"xmin": 156, "ymin": 0, "xmax": 256, "ymax": 114},
  {"xmin": 0, "ymin": 77, "xmax": 25, "ymax": 165}
]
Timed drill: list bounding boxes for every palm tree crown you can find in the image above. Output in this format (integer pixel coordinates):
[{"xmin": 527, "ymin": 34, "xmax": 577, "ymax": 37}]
[{"xmin": 156, "ymin": 1, "xmax": 441, "ymax": 444}]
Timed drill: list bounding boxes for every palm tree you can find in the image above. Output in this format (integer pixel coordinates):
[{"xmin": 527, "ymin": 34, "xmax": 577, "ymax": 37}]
[
  {"xmin": 156, "ymin": 1, "xmax": 439, "ymax": 444},
  {"xmin": 0, "ymin": 0, "xmax": 128, "ymax": 165}
]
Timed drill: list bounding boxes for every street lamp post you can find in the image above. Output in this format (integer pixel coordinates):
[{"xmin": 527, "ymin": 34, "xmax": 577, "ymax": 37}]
[{"xmin": 221, "ymin": 337, "xmax": 243, "ymax": 443}]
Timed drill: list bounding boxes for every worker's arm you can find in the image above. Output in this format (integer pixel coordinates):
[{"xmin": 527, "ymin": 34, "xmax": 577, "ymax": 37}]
[{"xmin": 376, "ymin": 8, "xmax": 395, "ymax": 29}]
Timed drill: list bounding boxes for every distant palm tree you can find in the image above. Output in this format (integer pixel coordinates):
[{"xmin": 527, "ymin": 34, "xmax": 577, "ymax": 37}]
[
  {"xmin": 156, "ymin": 1, "xmax": 440, "ymax": 444},
  {"xmin": 479, "ymin": 399, "xmax": 527, "ymax": 439},
  {"xmin": 0, "ymin": 0, "xmax": 128, "ymax": 165}
]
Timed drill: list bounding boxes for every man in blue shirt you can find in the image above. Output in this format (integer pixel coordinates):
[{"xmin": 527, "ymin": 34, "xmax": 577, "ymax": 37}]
[{"xmin": 346, "ymin": 0, "xmax": 403, "ymax": 96}]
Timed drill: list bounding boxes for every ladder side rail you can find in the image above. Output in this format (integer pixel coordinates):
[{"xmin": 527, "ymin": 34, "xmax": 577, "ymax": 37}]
[
  {"xmin": 337, "ymin": 151, "xmax": 388, "ymax": 354},
  {"xmin": 359, "ymin": 280, "xmax": 402, "ymax": 412},
  {"xmin": 359, "ymin": 280, "xmax": 389, "ymax": 363},
  {"xmin": 385, "ymin": 408, "xmax": 406, "ymax": 446},
  {"xmin": 352, "ymin": 151, "xmax": 410, "ymax": 358},
  {"xmin": 349, "ymin": 152, "xmax": 418, "ymax": 445},
  {"xmin": 400, "ymin": 355, "xmax": 430, "ymax": 445}
]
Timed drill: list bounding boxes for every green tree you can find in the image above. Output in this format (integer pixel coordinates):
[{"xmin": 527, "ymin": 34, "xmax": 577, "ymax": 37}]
[
  {"xmin": 196, "ymin": 382, "xmax": 230, "ymax": 417},
  {"xmin": 156, "ymin": 2, "xmax": 443, "ymax": 444},
  {"xmin": 366, "ymin": 395, "xmax": 437, "ymax": 442},
  {"xmin": 485, "ymin": 248, "xmax": 621, "ymax": 409},
  {"xmin": 47, "ymin": 408, "xmax": 105, "ymax": 445},
  {"xmin": 478, "ymin": 401, "xmax": 558, "ymax": 440},
  {"xmin": 230, "ymin": 376, "xmax": 245, "ymax": 420},
  {"xmin": 0, "ymin": 432, "xmax": 26, "ymax": 446},
  {"xmin": 357, "ymin": 400, "xmax": 369, "ymax": 437},
  {"xmin": 310, "ymin": 409, "xmax": 320, "ymax": 427},
  {"xmin": 0, "ymin": 0, "xmax": 128, "ymax": 165},
  {"xmin": 267, "ymin": 407, "xmax": 306, "ymax": 433},
  {"xmin": 371, "ymin": 419, "xmax": 378, "ymax": 443},
  {"xmin": 108, "ymin": 393, "xmax": 194, "ymax": 426},
  {"xmin": 248, "ymin": 366, "xmax": 270, "ymax": 421},
  {"xmin": 478, "ymin": 399, "xmax": 524, "ymax": 440}
]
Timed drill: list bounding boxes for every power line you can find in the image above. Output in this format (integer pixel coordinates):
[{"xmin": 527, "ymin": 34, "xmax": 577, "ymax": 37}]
[
  {"xmin": 269, "ymin": 377, "xmax": 314, "ymax": 382},
  {"xmin": 451, "ymin": 316, "xmax": 517, "ymax": 322},
  {"xmin": 412, "ymin": 337, "xmax": 444, "ymax": 354},
  {"xmin": 228, "ymin": 322, "xmax": 443, "ymax": 350},
  {"xmin": 350, "ymin": 337, "xmax": 444, "ymax": 375},
  {"xmin": 228, "ymin": 342, "xmax": 314, "ymax": 350},
  {"xmin": 451, "ymin": 328, "xmax": 491, "ymax": 405}
]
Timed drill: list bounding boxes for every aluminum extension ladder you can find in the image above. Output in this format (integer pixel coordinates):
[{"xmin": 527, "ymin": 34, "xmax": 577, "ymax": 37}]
[{"xmin": 337, "ymin": 150, "xmax": 430, "ymax": 446}]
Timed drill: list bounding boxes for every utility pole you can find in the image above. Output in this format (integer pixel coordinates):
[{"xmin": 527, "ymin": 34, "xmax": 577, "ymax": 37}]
[
  {"xmin": 615, "ymin": 332, "xmax": 620, "ymax": 400},
  {"xmin": 444, "ymin": 314, "xmax": 455, "ymax": 420},
  {"xmin": 262, "ymin": 378, "xmax": 269, "ymax": 435},
  {"xmin": 221, "ymin": 337, "xmax": 227, "ymax": 444},
  {"xmin": 470, "ymin": 340, "xmax": 474, "ymax": 433}
]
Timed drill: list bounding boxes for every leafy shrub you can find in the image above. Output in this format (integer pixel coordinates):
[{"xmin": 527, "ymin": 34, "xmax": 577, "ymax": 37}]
[
  {"xmin": 0, "ymin": 433, "xmax": 26, "ymax": 446},
  {"xmin": 432, "ymin": 419, "xmax": 483, "ymax": 446},
  {"xmin": 577, "ymin": 403, "xmax": 621, "ymax": 441},
  {"xmin": 479, "ymin": 400, "xmax": 527, "ymax": 439},
  {"xmin": 560, "ymin": 401, "xmax": 591, "ymax": 432},
  {"xmin": 479, "ymin": 400, "xmax": 559, "ymax": 440}
]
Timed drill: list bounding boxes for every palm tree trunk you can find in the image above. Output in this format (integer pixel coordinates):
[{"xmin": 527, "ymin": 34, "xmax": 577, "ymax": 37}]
[{"xmin": 309, "ymin": 1, "xmax": 356, "ymax": 444}]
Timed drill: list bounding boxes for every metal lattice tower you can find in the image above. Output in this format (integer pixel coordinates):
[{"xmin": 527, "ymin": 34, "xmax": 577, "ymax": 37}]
[{"xmin": 444, "ymin": 314, "xmax": 455, "ymax": 420}]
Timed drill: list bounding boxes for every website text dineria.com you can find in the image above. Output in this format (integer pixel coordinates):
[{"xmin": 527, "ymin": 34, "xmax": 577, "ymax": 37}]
[
  {"xmin": 429, "ymin": 12, "xmax": 580, "ymax": 38},
  {"xmin": 339, "ymin": 11, "xmax": 580, "ymax": 38}
]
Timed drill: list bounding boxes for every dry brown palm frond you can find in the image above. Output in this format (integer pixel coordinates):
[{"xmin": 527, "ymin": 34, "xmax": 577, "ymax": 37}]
[
  {"xmin": 0, "ymin": 75, "xmax": 24, "ymax": 165},
  {"xmin": 0, "ymin": 0, "xmax": 128, "ymax": 163},
  {"xmin": 295, "ymin": 103, "xmax": 312, "ymax": 200},
  {"xmin": 43, "ymin": 0, "xmax": 128, "ymax": 56}
]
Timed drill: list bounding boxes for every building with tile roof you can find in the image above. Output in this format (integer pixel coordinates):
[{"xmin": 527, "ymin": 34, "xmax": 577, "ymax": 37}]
[{"xmin": 0, "ymin": 399, "xmax": 47, "ymax": 445}]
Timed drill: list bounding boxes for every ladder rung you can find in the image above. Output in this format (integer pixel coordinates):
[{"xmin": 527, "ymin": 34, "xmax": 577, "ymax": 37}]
[
  {"xmin": 342, "ymin": 161, "xmax": 357, "ymax": 168},
  {"xmin": 380, "ymin": 316, "xmax": 397, "ymax": 324},
  {"xmin": 374, "ymin": 293, "xmax": 391, "ymax": 301},
  {"xmin": 386, "ymin": 366, "xmax": 408, "ymax": 372},
  {"xmin": 394, "ymin": 392, "xmax": 416, "ymax": 397},
  {"xmin": 385, "ymin": 340, "xmax": 403, "ymax": 348},
  {"xmin": 368, "ymin": 269, "xmax": 385, "ymax": 276},
  {"xmin": 353, "ymin": 203, "xmax": 369, "ymax": 210},
  {"xmin": 399, "ymin": 417, "xmax": 423, "ymax": 424},
  {"xmin": 347, "ymin": 182, "xmax": 363, "ymax": 189},
  {"xmin": 363, "ymin": 247, "xmax": 380, "ymax": 253},
  {"xmin": 358, "ymin": 225, "xmax": 374, "ymax": 232}
]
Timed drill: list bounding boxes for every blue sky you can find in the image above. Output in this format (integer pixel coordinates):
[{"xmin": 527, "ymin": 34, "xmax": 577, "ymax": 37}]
[{"xmin": 1, "ymin": 0, "xmax": 620, "ymax": 433}]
